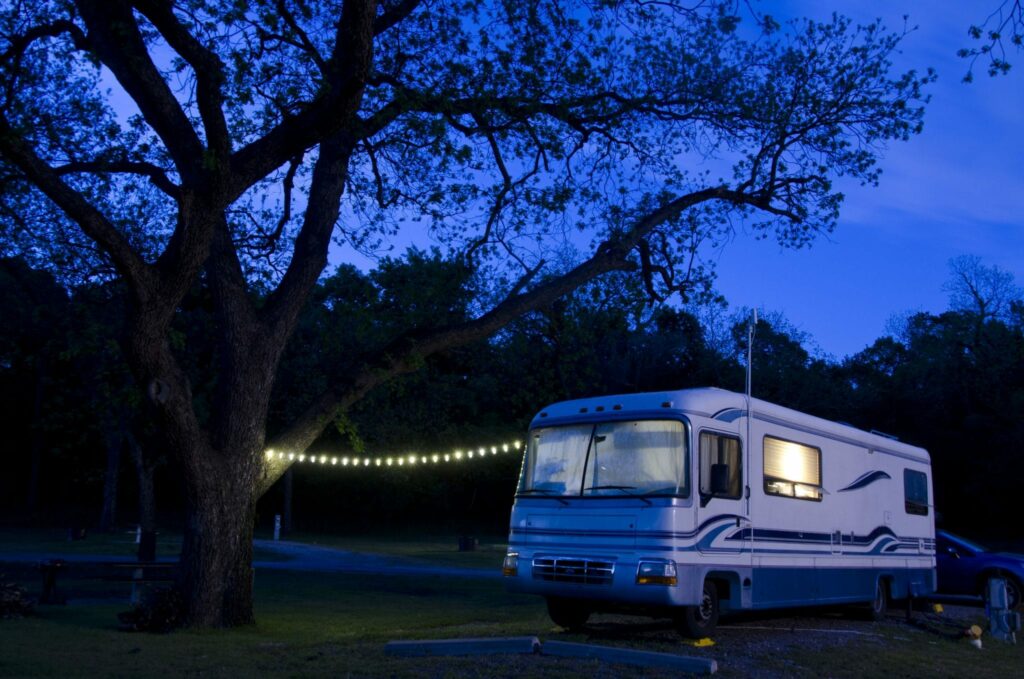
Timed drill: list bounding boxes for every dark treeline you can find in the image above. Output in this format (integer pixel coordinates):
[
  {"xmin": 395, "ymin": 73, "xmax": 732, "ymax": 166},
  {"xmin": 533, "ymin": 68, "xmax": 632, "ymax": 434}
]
[{"xmin": 1, "ymin": 254, "xmax": 1022, "ymax": 541}]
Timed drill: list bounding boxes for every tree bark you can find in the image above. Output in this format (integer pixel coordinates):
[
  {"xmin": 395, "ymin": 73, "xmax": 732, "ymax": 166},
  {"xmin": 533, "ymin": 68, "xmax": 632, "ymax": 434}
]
[{"xmin": 178, "ymin": 447, "xmax": 259, "ymax": 627}]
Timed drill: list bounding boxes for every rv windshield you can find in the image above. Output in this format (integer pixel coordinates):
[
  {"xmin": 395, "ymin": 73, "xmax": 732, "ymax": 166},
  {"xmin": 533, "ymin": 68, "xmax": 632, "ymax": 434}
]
[{"xmin": 518, "ymin": 420, "xmax": 689, "ymax": 498}]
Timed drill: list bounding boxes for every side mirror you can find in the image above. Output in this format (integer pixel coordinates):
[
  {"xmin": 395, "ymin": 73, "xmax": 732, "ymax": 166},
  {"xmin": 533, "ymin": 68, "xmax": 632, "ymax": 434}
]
[{"xmin": 710, "ymin": 463, "xmax": 731, "ymax": 496}]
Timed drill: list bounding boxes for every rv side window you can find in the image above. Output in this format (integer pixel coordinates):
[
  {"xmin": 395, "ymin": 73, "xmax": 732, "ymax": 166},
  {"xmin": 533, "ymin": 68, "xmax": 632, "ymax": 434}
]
[
  {"xmin": 904, "ymin": 469, "xmax": 929, "ymax": 515},
  {"xmin": 699, "ymin": 432, "xmax": 742, "ymax": 500},
  {"xmin": 763, "ymin": 436, "xmax": 822, "ymax": 501}
]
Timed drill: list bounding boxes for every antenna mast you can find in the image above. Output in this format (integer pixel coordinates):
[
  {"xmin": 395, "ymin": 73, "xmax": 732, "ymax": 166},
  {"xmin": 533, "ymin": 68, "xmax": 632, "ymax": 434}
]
[
  {"xmin": 744, "ymin": 309, "xmax": 757, "ymax": 514},
  {"xmin": 746, "ymin": 308, "xmax": 757, "ymax": 401}
]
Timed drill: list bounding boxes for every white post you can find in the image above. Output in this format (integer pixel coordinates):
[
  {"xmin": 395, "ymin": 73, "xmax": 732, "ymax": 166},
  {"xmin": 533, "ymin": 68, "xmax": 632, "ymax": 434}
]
[
  {"xmin": 274, "ymin": 514, "xmax": 281, "ymax": 541},
  {"xmin": 745, "ymin": 309, "xmax": 757, "ymax": 515}
]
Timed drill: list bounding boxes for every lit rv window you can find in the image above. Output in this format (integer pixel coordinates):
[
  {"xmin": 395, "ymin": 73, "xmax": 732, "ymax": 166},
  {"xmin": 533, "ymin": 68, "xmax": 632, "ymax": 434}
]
[
  {"xmin": 904, "ymin": 469, "xmax": 929, "ymax": 516},
  {"xmin": 518, "ymin": 420, "xmax": 688, "ymax": 498},
  {"xmin": 763, "ymin": 436, "xmax": 822, "ymax": 502}
]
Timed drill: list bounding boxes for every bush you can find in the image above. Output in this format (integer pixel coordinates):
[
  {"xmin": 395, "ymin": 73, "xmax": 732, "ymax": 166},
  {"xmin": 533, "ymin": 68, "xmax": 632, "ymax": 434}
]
[
  {"xmin": 117, "ymin": 587, "xmax": 185, "ymax": 633},
  {"xmin": 0, "ymin": 576, "xmax": 34, "ymax": 618}
]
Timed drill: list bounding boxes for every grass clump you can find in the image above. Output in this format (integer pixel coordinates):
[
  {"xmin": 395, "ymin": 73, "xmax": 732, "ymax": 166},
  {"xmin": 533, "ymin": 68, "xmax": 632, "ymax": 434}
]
[{"xmin": 0, "ymin": 575, "xmax": 34, "ymax": 618}]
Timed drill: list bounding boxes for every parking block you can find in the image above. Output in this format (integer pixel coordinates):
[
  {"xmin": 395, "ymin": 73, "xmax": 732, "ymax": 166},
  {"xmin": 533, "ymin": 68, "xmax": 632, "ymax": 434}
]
[{"xmin": 384, "ymin": 636, "xmax": 541, "ymax": 657}]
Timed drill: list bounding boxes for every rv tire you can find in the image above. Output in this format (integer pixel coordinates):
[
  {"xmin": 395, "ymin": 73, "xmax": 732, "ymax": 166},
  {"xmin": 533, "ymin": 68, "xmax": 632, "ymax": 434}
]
[
  {"xmin": 546, "ymin": 597, "xmax": 591, "ymax": 631},
  {"xmin": 870, "ymin": 579, "xmax": 889, "ymax": 620},
  {"xmin": 676, "ymin": 580, "xmax": 719, "ymax": 638}
]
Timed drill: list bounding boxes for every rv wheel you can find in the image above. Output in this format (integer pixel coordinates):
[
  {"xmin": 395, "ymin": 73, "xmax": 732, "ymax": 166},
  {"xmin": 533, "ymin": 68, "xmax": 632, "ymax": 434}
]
[
  {"xmin": 870, "ymin": 579, "xmax": 889, "ymax": 620},
  {"xmin": 546, "ymin": 597, "xmax": 591, "ymax": 631},
  {"xmin": 676, "ymin": 580, "xmax": 719, "ymax": 638}
]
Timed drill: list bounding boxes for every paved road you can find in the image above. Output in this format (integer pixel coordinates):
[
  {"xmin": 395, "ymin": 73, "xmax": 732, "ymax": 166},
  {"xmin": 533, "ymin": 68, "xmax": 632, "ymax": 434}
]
[
  {"xmin": 0, "ymin": 541, "xmax": 500, "ymax": 580},
  {"xmin": 252, "ymin": 539, "xmax": 501, "ymax": 579}
]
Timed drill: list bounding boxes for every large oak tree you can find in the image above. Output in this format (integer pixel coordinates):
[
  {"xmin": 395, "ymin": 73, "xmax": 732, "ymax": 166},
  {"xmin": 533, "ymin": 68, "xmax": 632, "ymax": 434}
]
[{"xmin": 0, "ymin": 0, "xmax": 931, "ymax": 626}]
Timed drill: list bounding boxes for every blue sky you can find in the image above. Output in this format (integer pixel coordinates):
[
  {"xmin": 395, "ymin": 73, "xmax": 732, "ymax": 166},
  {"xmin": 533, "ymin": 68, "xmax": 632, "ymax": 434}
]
[{"xmin": 711, "ymin": 1, "xmax": 1024, "ymax": 357}]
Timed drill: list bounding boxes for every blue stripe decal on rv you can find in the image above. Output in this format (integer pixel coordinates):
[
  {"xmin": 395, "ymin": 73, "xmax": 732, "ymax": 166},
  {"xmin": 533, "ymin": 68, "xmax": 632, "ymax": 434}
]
[
  {"xmin": 724, "ymin": 525, "xmax": 900, "ymax": 547},
  {"xmin": 712, "ymin": 408, "xmax": 744, "ymax": 423},
  {"xmin": 838, "ymin": 470, "xmax": 892, "ymax": 492},
  {"xmin": 509, "ymin": 513, "xmax": 747, "ymax": 543},
  {"xmin": 506, "ymin": 539, "xmax": 927, "ymax": 557},
  {"xmin": 512, "ymin": 520, "xmax": 929, "ymax": 552}
]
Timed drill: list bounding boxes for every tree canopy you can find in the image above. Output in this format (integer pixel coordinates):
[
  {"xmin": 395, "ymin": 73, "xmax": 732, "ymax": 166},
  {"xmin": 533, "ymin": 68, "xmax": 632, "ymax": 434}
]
[{"xmin": 0, "ymin": 0, "xmax": 933, "ymax": 627}]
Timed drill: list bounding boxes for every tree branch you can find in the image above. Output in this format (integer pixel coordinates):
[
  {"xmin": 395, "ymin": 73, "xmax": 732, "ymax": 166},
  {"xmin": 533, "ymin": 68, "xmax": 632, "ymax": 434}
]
[
  {"xmin": 129, "ymin": 0, "xmax": 231, "ymax": 161},
  {"xmin": 0, "ymin": 115, "xmax": 156, "ymax": 298},
  {"xmin": 257, "ymin": 184, "xmax": 749, "ymax": 493},
  {"xmin": 55, "ymin": 159, "xmax": 179, "ymax": 198},
  {"xmin": 275, "ymin": 0, "xmax": 328, "ymax": 74},
  {"xmin": 0, "ymin": 20, "xmax": 89, "ymax": 65},
  {"xmin": 74, "ymin": 0, "xmax": 205, "ymax": 183},
  {"xmin": 260, "ymin": 130, "xmax": 357, "ymax": 340},
  {"xmin": 227, "ymin": 0, "xmax": 376, "ymax": 199},
  {"xmin": 373, "ymin": 0, "xmax": 422, "ymax": 36}
]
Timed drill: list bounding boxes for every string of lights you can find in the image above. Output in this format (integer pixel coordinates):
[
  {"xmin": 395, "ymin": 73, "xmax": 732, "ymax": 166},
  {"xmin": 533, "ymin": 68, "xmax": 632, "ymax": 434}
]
[{"xmin": 264, "ymin": 440, "xmax": 525, "ymax": 470}]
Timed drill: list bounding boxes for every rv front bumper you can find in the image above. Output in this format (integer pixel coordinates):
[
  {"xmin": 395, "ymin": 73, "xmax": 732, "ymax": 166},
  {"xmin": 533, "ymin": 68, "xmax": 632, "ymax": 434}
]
[{"xmin": 503, "ymin": 551, "xmax": 702, "ymax": 608}]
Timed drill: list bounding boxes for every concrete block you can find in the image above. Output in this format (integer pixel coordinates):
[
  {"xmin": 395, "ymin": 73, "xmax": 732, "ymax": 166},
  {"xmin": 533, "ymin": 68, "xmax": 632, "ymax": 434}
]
[
  {"xmin": 385, "ymin": 636, "xmax": 541, "ymax": 657},
  {"xmin": 541, "ymin": 640, "xmax": 717, "ymax": 674}
]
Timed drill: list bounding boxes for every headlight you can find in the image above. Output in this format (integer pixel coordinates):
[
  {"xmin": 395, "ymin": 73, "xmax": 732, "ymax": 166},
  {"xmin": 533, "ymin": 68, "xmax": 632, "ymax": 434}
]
[
  {"xmin": 502, "ymin": 552, "xmax": 519, "ymax": 577},
  {"xmin": 636, "ymin": 560, "xmax": 677, "ymax": 586}
]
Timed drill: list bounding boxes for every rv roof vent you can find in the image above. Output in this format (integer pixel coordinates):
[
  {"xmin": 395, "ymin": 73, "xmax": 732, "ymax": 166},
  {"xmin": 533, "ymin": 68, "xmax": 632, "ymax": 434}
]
[
  {"xmin": 595, "ymin": 406, "xmax": 605, "ymax": 412},
  {"xmin": 579, "ymin": 407, "xmax": 588, "ymax": 413},
  {"xmin": 612, "ymin": 404, "xmax": 622, "ymax": 410},
  {"xmin": 661, "ymin": 401, "xmax": 672, "ymax": 408},
  {"xmin": 870, "ymin": 429, "xmax": 899, "ymax": 441}
]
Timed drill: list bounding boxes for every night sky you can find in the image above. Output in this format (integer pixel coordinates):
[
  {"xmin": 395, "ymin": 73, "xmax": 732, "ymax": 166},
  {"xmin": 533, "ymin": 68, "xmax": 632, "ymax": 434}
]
[{"xmin": 713, "ymin": 1, "xmax": 1024, "ymax": 357}]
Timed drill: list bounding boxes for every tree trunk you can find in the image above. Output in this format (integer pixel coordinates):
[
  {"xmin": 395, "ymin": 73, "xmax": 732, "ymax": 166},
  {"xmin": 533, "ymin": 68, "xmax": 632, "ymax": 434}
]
[
  {"xmin": 98, "ymin": 431, "xmax": 123, "ymax": 532},
  {"xmin": 125, "ymin": 431, "xmax": 158, "ymax": 560},
  {"xmin": 178, "ymin": 450, "xmax": 259, "ymax": 627}
]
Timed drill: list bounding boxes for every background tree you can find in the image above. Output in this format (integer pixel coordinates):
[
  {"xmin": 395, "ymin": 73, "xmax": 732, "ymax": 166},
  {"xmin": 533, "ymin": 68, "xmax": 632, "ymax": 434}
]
[
  {"xmin": 960, "ymin": 0, "xmax": 1024, "ymax": 80},
  {"xmin": 944, "ymin": 254, "xmax": 1022, "ymax": 324},
  {"xmin": 0, "ymin": 259, "xmax": 70, "ymax": 517},
  {"xmin": 0, "ymin": 1, "xmax": 931, "ymax": 627}
]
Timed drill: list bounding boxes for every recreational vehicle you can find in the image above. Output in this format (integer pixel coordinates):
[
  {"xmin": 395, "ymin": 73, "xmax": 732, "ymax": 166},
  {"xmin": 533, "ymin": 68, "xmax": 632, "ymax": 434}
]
[{"xmin": 502, "ymin": 387, "xmax": 935, "ymax": 637}]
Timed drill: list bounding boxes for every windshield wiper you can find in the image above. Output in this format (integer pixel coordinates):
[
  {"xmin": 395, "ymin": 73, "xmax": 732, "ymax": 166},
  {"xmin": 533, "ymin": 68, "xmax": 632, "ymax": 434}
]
[
  {"xmin": 518, "ymin": 488, "xmax": 569, "ymax": 505},
  {"xmin": 583, "ymin": 485, "xmax": 652, "ymax": 506}
]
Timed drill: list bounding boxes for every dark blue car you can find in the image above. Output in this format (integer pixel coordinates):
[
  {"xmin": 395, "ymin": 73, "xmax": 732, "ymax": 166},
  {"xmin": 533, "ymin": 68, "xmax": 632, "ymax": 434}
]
[{"xmin": 936, "ymin": 530, "xmax": 1023, "ymax": 609}]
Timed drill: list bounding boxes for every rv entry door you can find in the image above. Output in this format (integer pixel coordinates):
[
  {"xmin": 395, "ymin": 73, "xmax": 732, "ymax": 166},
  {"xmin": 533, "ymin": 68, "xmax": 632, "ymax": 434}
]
[{"xmin": 697, "ymin": 430, "xmax": 752, "ymax": 560}]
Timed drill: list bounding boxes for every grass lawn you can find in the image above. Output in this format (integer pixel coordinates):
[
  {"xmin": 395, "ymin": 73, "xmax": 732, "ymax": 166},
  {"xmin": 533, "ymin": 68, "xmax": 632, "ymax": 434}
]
[
  {"xmin": 2, "ymin": 566, "xmax": 1022, "ymax": 678},
  {"xmin": 0, "ymin": 527, "xmax": 184, "ymax": 559}
]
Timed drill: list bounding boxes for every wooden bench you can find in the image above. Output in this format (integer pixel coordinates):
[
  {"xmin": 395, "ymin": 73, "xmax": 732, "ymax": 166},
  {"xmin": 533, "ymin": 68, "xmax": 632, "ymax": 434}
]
[{"xmin": 38, "ymin": 560, "xmax": 178, "ymax": 604}]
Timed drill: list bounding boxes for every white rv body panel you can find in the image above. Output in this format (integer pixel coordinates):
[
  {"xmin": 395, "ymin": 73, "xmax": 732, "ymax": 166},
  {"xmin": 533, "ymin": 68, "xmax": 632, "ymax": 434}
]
[{"xmin": 505, "ymin": 388, "xmax": 935, "ymax": 615}]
